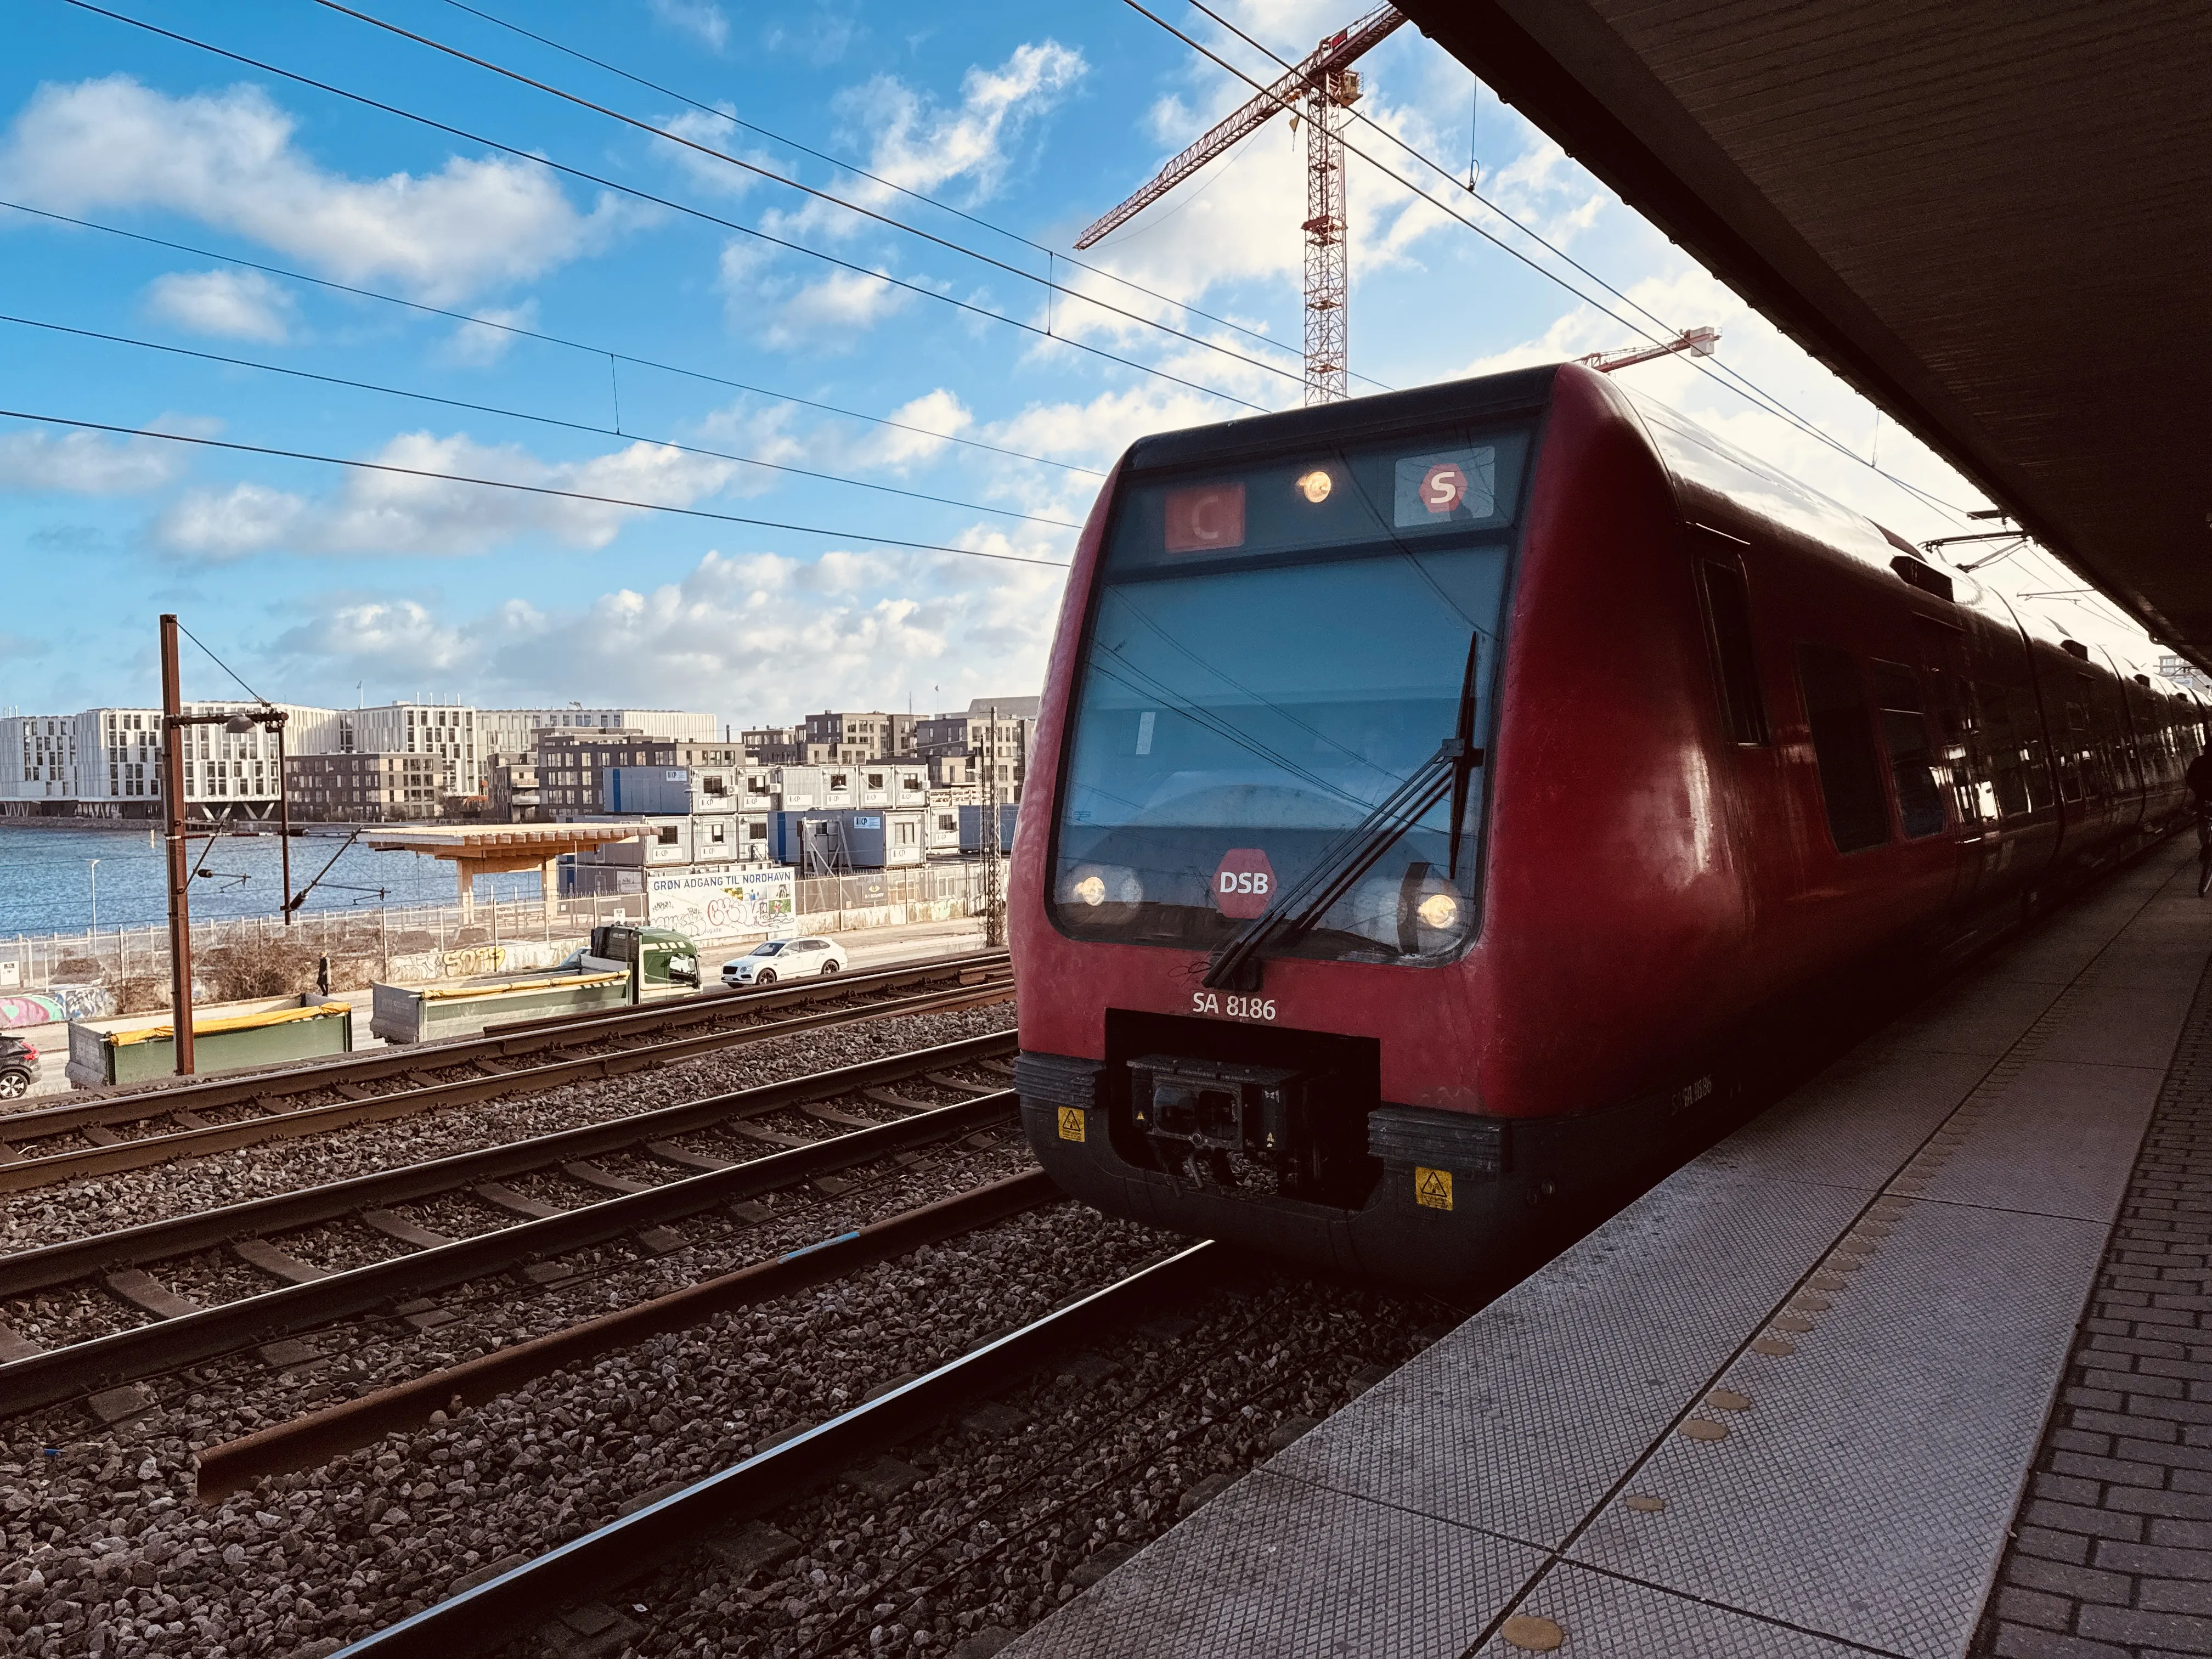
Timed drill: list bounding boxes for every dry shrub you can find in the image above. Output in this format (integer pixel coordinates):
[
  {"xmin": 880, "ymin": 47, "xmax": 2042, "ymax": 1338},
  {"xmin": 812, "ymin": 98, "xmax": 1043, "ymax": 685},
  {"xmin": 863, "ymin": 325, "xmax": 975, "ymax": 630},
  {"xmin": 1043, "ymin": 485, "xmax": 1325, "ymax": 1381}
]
[
  {"xmin": 197, "ymin": 933, "xmax": 325, "ymax": 1001},
  {"xmin": 111, "ymin": 973, "xmax": 171, "ymax": 1014}
]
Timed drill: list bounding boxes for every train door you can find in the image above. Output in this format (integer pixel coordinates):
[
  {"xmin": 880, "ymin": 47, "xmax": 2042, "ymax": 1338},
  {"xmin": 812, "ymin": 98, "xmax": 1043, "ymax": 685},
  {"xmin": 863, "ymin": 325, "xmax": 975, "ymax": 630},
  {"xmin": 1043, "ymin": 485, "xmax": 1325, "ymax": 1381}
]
[
  {"xmin": 1912, "ymin": 618, "xmax": 1996, "ymax": 909},
  {"xmin": 2099, "ymin": 652, "xmax": 2151, "ymax": 833}
]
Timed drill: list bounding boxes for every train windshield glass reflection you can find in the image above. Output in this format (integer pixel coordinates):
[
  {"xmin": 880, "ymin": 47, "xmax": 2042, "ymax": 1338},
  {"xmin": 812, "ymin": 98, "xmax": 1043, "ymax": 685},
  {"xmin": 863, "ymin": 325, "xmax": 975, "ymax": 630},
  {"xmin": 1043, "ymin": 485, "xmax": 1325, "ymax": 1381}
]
[{"xmin": 1052, "ymin": 423, "xmax": 1530, "ymax": 962}]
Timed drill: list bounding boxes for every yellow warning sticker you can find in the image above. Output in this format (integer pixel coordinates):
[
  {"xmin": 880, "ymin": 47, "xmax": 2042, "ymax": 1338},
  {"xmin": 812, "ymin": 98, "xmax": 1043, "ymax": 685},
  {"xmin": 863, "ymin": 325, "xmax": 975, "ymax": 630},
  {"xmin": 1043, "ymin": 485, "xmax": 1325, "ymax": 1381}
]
[
  {"xmin": 1415, "ymin": 1166, "xmax": 1453, "ymax": 1210},
  {"xmin": 1057, "ymin": 1107, "xmax": 1086, "ymax": 1143}
]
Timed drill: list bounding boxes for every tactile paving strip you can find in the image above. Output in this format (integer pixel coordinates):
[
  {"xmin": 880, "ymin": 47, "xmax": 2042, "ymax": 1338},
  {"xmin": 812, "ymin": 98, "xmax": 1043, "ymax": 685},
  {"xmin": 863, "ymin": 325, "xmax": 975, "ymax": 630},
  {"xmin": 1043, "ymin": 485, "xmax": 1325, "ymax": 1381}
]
[
  {"xmin": 1471, "ymin": 1563, "xmax": 1870, "ymax": 1658},
  {"xmin": 1568, "ymin": 1196, "xmax": 2111, "ymax": 1658},
  {"xmin": 1264, "ymin": 1162, "xmax": 1864, "ymax": 1549},
  {"xmin": 1006, "ymin": 1469, "xmax": 1543, "ymax": 1658},
  {"xmin": 1700, "ymin": 1045, "xmax": 1993, "ymax": 1195}
]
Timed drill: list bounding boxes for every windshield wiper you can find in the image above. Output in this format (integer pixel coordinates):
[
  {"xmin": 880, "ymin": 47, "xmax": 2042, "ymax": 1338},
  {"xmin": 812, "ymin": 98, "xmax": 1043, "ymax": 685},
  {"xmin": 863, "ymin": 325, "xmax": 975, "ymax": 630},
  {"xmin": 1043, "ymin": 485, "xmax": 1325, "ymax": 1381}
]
[{"xmin": 1204, "ymin": 634, "xmax": 1485, "ymax": 991}]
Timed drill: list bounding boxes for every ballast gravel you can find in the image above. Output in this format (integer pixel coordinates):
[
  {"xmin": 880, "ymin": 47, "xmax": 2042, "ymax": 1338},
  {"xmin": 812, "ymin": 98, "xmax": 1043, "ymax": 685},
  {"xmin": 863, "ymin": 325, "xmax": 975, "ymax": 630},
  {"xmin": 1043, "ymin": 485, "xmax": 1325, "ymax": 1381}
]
[
  {"xmin": 0, "ymin": 1195, "xmax": 1199, "ymax": 1658},
  {"xmin": 0, "ymin": 1001, "xmax": 1015, "ymax": 1255}
]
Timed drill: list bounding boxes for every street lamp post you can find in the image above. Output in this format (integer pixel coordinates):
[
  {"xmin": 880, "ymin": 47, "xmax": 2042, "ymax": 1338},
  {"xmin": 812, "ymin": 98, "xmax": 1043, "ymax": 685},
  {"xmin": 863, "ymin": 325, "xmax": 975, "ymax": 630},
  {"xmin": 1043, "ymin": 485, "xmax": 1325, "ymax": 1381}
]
[{"xmin": 87, "ymin": 857, "xmax": 100, "ymax": 933}]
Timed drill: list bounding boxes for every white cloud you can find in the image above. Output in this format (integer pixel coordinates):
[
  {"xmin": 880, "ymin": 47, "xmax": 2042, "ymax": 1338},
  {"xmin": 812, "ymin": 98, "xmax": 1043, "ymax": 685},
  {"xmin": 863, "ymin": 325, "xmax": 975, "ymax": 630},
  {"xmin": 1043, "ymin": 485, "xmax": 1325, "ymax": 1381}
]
[
  {"xmin": 703, "ymin": 41, "xmax": 1082, "ymax": 351},
  {"xmin": 760, "ymin": 266, "xmax": 913, "ymax": 350},
  {"xmin": 0, "ymin": 426, "xmax": 185, "ymax": 494},
  {"xmin": 0, "ymin": 77, "xmax": 624, "ymax": 306},
  {"xmin": 648, "ymin": 0, "xmax": 728, "ymax": 52},
  {"xmin": 152, "ymin": 430, "xmax": 743, "ymax": 559},
  {"xmin": 763, "ymin": 7, "xmax": 862, "ymax": 67},
  {"xmin": 839, "ymin": 42, "xmax": 1086, "ymax": 204},
  {"xmin": 440, "ymin": 303, "xmax": 538, "ymax": 367},
  {"xmin": 856, "ymin": 389, "xmax": 973, "ymax": 470},
  {"xmin": 657, "ymin": 106, "xmax": 776, "ymax": 199},
  {"xmin": 144, "ymin": 268, "xmax": 296, "ymax": 342},
  {"xmin": 747, "ymin": 40, "xmax": 1084, "ymax": 253},
  {"xmin": 266, "ymin": 545, "xmax": 1069, "ymax": 724}
]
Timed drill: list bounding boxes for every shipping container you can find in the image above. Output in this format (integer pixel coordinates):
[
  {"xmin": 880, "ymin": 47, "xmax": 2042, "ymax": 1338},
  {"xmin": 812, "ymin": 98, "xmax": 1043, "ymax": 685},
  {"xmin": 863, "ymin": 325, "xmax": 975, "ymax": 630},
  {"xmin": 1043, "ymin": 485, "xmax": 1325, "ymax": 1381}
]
[
  {"xmin": 926, "ymin": 804, "xmax": 963, "ymax": 855},
  {"xmin": 605, "ymin": 766, "xmax": 739, "ymax": 815},
  {"xmin": 771, "ymin": 808, "xmax": 928, "ymax": 870},
  {"xmin": 958, "ymin": 803, "xmax": 1020, "ymax": 855}
]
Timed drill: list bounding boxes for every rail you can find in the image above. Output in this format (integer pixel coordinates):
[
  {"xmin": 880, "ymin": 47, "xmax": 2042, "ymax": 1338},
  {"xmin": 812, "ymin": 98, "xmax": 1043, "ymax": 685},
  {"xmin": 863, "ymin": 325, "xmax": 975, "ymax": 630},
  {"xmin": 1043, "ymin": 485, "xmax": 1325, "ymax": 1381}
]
[
  {"xmin": 194, "ymin": 1166, "xmax": 1059, "ymax": 1501},
  {"xmin": 0, "ymin": 949, "xmax": 1008, "ymax": 1143},
  {"xmin": 0, "ymin": 964, "xmax": 1013, "ymax": 1192},
  {"xmin": 329, "ymin": 1241, "xmax": 1220, "ymax": 1659},
  {"xmin": 0, "ymin": 1039, "xmax": 1022, "ymax": 1419}
]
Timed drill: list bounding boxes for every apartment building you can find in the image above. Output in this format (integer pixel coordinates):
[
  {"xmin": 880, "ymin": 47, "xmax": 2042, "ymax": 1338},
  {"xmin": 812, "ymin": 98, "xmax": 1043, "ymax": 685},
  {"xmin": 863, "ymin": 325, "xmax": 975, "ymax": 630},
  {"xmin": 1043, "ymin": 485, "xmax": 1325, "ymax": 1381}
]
[
  {"xmin": 478, "ymin": 706, "xmax": 717, "ymax": 757},
  {"xmin": 1, "ymin": 704, "xmax": 338, "ymax": 820},
  {"xmin": 286, "ymin": 752, "xmax": 443, "ymax": 821},
  {"xmin": 2, "ymin": 714, "xmax": 78, "ymax": 805},
  {"xmin": 486, "ymin": 752, "xmax": 541, "ymax": 822},
  {"xmin": 802, "ymin": 710, "xmax": 916, "ymax": 764},
  {"xmin": 741, "ymin": 725, "xmax": 803, "ymax": 764},
  {"xmin": 534, "ymin": 731, "xmax": 752, "ymax": 815},
  {"xmin": 915, "ymin": 699, "xmax": 1035, "ymax": 798}
]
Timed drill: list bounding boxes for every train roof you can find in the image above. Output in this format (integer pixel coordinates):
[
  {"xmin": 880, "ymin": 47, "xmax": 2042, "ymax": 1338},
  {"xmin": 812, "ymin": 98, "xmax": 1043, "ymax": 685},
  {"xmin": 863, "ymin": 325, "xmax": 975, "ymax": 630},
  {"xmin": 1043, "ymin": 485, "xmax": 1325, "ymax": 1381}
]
[
  {"xmin": 1113, "ymin": 362, "xmax": 2193, "ymax": 704},
  {"xmin": 1611, "ymin": 377, "xmax": 2191, "ymax": 701}
]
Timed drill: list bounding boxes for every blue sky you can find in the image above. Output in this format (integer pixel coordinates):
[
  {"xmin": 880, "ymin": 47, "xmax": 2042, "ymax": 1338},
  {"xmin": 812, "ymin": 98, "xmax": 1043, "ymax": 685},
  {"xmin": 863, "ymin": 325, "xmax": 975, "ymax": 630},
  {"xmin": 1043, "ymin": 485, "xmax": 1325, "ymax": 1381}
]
[{"xmin": 0, "ymin": 0, "xmax": 2040, "ymax": 731}]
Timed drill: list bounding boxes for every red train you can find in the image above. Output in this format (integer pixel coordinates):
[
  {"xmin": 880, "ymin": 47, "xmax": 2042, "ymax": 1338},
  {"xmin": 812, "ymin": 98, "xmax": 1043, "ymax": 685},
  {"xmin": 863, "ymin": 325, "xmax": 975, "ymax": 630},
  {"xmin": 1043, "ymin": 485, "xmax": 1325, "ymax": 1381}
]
[{"xmin": 1009, "ymin": 363, "xmax": 2202, "ymax": 1288}]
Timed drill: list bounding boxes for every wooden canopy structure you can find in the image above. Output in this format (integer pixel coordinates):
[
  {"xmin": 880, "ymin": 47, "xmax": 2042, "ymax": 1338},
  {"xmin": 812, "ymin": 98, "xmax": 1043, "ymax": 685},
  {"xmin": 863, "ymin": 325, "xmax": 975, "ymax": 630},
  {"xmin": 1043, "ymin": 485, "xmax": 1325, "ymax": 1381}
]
[{"xmin": 363, "ymin": 825, "xmax": 643, "ymax": 922}]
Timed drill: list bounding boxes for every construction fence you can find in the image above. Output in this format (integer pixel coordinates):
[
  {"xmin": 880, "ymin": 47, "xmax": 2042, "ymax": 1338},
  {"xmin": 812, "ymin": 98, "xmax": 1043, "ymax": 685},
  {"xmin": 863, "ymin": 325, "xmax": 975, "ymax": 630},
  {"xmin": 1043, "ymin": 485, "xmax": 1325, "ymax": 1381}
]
[{"xmin": 0, "ymin": 860, "xmax": 1001, "ymax": 1022}]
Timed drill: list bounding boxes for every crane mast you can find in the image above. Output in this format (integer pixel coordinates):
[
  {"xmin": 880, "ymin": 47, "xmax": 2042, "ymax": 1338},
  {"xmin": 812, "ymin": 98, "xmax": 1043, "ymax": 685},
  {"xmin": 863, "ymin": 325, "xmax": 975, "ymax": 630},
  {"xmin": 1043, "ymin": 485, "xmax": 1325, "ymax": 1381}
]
[{"xmin": 1076, "ymin": 5, "xmax": 1406, "ymax": 405}]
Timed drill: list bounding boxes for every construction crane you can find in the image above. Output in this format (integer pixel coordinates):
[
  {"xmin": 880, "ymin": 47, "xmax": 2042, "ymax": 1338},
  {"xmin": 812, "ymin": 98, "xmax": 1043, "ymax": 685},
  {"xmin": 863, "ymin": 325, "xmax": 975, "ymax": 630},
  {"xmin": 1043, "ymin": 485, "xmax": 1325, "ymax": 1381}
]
[{"xmin": 1076, "ymin": 4, "xmax": 1407, "ymax": 406}]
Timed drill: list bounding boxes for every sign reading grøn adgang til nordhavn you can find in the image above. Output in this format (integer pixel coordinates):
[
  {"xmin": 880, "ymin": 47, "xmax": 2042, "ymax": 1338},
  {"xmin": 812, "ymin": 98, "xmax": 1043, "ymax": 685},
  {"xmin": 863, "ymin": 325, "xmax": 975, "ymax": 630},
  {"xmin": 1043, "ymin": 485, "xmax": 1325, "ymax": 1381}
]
[{"xmin": 645, "ymin": 866, "xmax": 798, "ymax": 941}]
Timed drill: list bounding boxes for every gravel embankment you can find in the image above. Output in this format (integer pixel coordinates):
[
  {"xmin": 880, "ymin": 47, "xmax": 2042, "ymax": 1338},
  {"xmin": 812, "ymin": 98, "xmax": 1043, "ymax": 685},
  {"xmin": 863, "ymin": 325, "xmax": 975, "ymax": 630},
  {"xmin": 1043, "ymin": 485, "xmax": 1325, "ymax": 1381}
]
[
  {"xmin": 0, "ymin": 1002, "xmax": 1015, "ymax": 1255},
  {"xmin": 5, "ymin": 1102, "xmax": 1039, "ymax": 1452},
  {"xmin": 1, "ymin": 1197, "xmax": 1182, "ymax": 1659},
  {"xmin": 593, "ymin": 1263, "xmax": 1443, "ymax": 1658}
]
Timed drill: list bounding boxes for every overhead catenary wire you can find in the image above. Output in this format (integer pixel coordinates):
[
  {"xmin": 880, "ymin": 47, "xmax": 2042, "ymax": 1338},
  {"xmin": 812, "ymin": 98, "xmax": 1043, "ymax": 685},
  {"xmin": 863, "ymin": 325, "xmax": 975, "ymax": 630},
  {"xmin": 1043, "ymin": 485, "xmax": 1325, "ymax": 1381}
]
[
  {"xmin": 0, "ymin": 312, "xmax": 1085, "ymax": 530},
  {"xmin": 306, "ymin": 0, "xmax": 1325, "ymax": 400},
  {"xmin": 1127, "ymin": 0, "xmax": 1980, "ymax": 524},
  {"xmin": 0, "ymin": 408, "xmax": 1071, "ymax": 568},
  {"xmin": 59, "ymin": 0, "xmax": 1279, "ymax": 415},
  {"xmin": 176, "ymin": 618, "xmax": 274, "ymax": 707},
  {"xmin": 0, "ymin": 198, "xmax": 1106, "ymax": 480},
  {"xmin": 437, "ymin": 0, "xmax": 1393, "ymax": 391}
]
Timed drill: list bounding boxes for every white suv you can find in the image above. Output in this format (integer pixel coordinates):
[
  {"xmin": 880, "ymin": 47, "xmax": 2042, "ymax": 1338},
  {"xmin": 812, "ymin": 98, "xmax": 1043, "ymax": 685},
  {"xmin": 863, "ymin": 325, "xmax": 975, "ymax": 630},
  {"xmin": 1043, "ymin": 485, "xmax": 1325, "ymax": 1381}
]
[{"xmin": 721, "ymin": 936, "xmax": 847, "ymax": 986}]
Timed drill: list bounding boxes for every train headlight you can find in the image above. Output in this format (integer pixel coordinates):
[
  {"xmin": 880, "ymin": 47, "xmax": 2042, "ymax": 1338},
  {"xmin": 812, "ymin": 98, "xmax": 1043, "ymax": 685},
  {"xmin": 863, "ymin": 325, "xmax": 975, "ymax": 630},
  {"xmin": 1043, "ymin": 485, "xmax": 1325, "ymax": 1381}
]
[
  {"xmin": 1295, "ymin": 469, "xmax": 1333, "ymax": 505},
  {"xmin": 1416, "ymin": 890, "xmax": 1461, "ymax": 930},
  {"xmin": 1064, "ymin": 865, "xmax": 1143, "ymax": 908}
]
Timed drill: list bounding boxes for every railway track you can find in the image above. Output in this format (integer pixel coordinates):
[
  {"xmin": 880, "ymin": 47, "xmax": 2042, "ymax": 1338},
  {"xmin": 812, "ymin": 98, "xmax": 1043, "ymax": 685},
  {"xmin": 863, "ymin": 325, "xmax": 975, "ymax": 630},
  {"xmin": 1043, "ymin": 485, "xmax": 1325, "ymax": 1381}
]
[
  {"xmin": 329, "ymin": 1241, "xmax": 1221, "ymax": 1659},
  {"xmin": 0, "ymin": 1034, "xmax": 1022, "ymax": 1421},
  {"xmin": 0, "ymin": 951, "xmax": 1012, "ymax": 1192}
]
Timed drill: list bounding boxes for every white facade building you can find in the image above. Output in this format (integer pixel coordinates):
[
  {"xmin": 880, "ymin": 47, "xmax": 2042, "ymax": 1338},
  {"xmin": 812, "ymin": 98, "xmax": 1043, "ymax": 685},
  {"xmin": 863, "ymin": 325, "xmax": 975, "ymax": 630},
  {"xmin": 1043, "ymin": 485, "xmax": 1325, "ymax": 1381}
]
[
  {"xmin": 1, "ymin": 704, "xmax": 336, "ymax": 818},
  {"xmin": 324, "ymin": 704, "xmax": 481, "ymax": 798},
  {"xmin": 2, "ymin": 714, "xmax": 80, "ymax": 803},
  {"xmin": 2, "ymin": 699, "xmax": 718, "ymax": 818}
]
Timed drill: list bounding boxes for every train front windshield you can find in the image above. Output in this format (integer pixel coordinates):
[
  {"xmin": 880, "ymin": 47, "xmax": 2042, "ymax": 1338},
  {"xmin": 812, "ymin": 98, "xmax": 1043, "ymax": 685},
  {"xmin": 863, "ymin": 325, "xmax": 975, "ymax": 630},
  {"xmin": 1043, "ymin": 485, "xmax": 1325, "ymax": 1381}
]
[{"xmin": 1052, "ymin": 423, "xmax": 1531, "ymax": 963}]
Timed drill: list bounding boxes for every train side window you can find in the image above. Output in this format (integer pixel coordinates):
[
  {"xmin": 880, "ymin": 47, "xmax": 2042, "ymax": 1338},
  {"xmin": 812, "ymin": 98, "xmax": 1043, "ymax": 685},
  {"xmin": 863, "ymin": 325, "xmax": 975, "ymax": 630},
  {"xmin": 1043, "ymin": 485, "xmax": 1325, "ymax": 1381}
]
[
  {"xmin": 1869, "ymin": 660, "xmax": 1949, "ymax": 838},
  {"xmin": 1977, "ymin": 682, "xmax": 2034, "ymax": 817},
  {"xmin": 1796, "ymin": 644, "xmax": 1890, "ymax": 853},
  {"xmin": 2058, "ymin": 686, "xmax": 2093, "ymax": 803},
  {"xmin": 1697, "ymin": 560, "xmax": 1769, "ymax": 745}
]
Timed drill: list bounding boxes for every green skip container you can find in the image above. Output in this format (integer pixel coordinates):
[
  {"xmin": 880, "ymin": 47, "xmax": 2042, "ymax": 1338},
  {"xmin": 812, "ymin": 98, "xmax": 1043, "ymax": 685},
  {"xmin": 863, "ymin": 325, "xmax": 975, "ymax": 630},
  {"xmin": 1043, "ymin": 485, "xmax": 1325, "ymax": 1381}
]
[{"xmin": 67, "ymin": 996, "xmax": 356, "ymax": 1087}]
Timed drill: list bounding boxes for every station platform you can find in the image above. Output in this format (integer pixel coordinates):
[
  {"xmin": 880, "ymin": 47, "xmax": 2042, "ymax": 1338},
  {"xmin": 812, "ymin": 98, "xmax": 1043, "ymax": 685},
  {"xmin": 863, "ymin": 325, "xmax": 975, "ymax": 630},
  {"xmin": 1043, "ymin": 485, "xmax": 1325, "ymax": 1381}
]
[{"xmin": 1007, "ymin": 840, "xmax": 2211, "ymax": 1657}]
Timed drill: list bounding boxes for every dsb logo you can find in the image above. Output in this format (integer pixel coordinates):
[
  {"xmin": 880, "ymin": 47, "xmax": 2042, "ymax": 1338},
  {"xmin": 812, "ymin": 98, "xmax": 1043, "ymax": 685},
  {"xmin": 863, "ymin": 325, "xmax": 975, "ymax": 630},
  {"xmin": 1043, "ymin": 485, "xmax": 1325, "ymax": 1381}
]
[{"xmin": 1212, "ymin": 849, "xmax": 1275, "ymax": 918}]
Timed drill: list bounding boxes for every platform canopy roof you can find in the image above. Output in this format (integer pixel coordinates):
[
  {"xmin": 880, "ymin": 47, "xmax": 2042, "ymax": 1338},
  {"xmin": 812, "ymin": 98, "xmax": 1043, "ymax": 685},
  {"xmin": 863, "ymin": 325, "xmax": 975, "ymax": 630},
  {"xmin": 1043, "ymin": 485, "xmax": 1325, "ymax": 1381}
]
[
  {"xmin": 1400, "ymin": 0, "xmax": 2212, "ymax": 658},
  {"xmin": 363, "ymin": 823, "xmax": 641, "ymax": 874}
]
